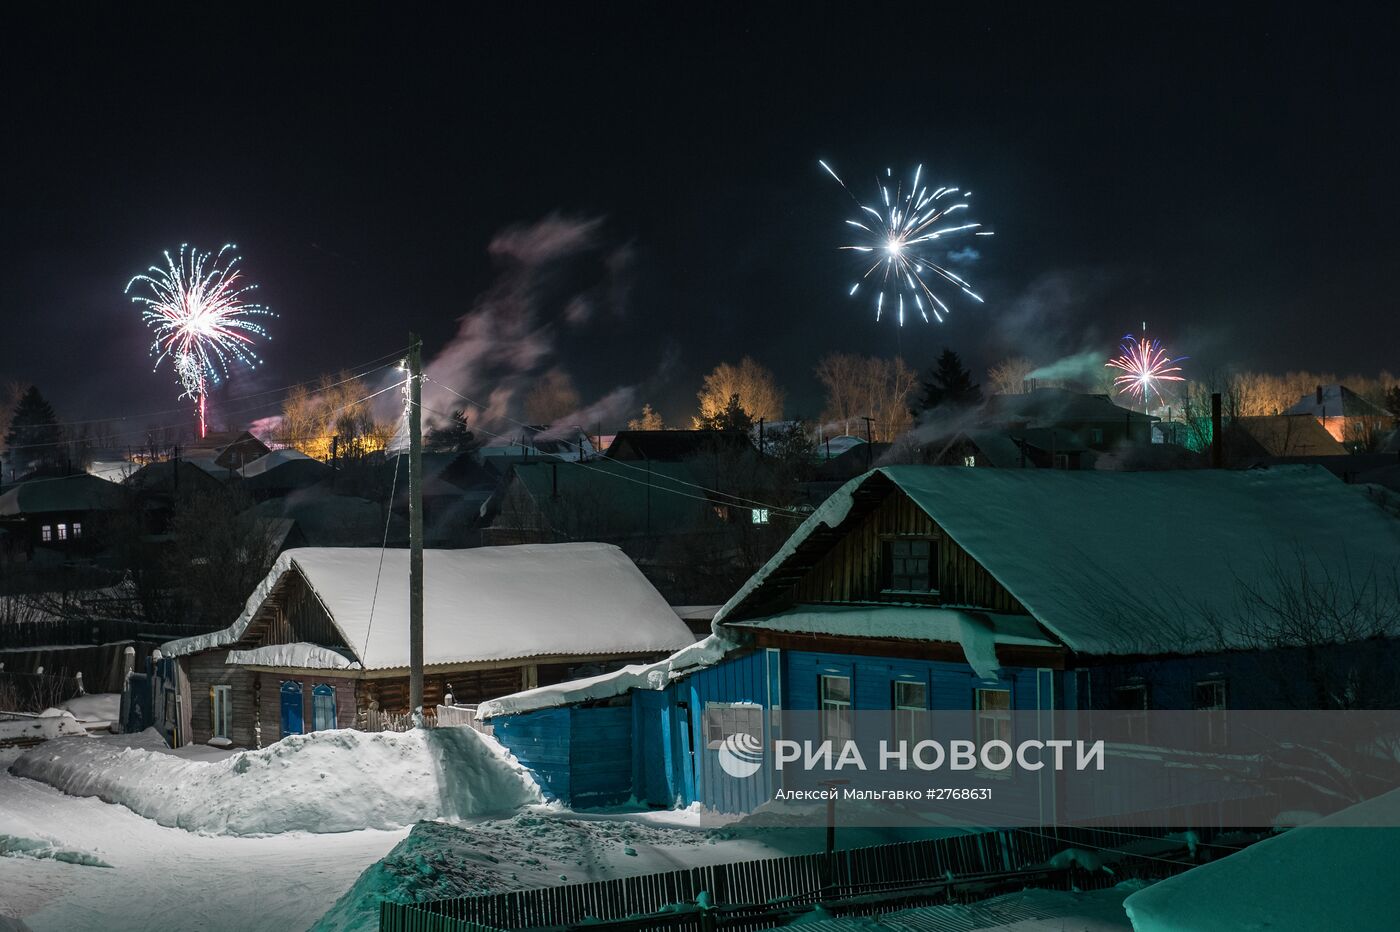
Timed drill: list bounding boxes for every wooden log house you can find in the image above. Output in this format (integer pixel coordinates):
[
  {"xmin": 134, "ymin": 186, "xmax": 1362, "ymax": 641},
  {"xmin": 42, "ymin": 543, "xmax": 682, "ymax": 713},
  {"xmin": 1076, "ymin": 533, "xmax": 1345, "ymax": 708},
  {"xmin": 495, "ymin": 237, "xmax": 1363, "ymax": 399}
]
[
  {"xmin": 480, "ymin": 464, "xmax": 1400, "ymax": 813},
  {"xmin": 154, "ymin": 542, "xmax": 694, "ymax": 748}
]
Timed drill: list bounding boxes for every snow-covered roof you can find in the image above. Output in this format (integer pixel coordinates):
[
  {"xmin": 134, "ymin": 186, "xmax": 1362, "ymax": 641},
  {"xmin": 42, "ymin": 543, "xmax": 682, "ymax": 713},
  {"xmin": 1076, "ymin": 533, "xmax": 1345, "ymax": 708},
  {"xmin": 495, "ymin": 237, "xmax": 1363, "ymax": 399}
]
[
  {"xmin": 963, "ymin": 430, "xmax": 1032, "ymax": 468},
  {"xmin": 818, "ymin": 435, "xmax": 868, "ymax": 459},
  {"xmin": 238, "ymin": 448, "xmax": 319, "ymax": 478},
  {"xmin": 671, "ymin": 605, "xmax": 722, "ymax": 622},
  {"xmin": 0, "ymin": 473, "xmax": 128, "ymax": 516},
  {"xmin": 227, "ymin": 642, "xmax": 361, "ymax": 670},
  {"xmin": 724, "ymin": 605, "xmax": 1058, "ymax": 680},
  {"xmin": 163, "ymin": 543, "xmax": 695, "ymax": 670},
  {"xmin": 1224, "ymin": 415, "xmax": 1345, "ymax": 457},
  {"xmin": 714, "ymin": 465, "xmax": 1400, "ymax": 657},
  {"xmin": 477, "ymin": 633, "xmax": 734, "ymax": 719},
  {"xmin": 1284, "ymin": 383, "xmax": 1389, "ymax": 420},
  {"xmin": 1124, "ymin": 788, "xmax": 1400, "ymax": 931}
]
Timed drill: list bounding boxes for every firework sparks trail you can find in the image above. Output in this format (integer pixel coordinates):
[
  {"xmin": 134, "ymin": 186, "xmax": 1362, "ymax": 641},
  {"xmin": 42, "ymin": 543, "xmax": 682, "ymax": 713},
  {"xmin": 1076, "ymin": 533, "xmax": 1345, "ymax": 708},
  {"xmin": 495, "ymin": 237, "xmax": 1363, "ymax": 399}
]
[
  {"xmin": 1105, "ymin": 333, "xmax": 1187, "ymax": 404},
  {"xmin": 819, "ymin": 159, "xmax": 994, "ymax": 325},
  {"xmin": 126, "ymin": 244, "xmax": 274, "ymax": 436}
]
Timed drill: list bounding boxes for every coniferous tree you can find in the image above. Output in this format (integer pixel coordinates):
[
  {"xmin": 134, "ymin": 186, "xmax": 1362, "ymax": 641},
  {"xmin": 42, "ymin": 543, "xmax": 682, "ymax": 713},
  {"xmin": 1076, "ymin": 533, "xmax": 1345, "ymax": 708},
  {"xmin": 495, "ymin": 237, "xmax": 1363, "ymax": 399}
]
[
  {"xmin": 627, "ymin": 404, "xmax": 666, "ymax": 431},
  {"xmin": 914, "ymin": 349, "xmax": 983, "ymax": 412},
  {"xmin": 3, "ymin": 385, "xmax": 66, "ymax": 474},
  {"xmin": 698, "ymin": 393, "xmax": 754, "ymax": 432},
  {"xmin": 424, "ymin": 409, "xmax": 479, "ymax": 453}
]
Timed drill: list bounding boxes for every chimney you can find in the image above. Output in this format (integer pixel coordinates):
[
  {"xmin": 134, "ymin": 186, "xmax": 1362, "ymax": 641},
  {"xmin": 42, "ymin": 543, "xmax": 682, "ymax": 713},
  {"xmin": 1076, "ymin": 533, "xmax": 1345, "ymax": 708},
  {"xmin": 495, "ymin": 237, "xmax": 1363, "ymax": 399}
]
[
  {"xmin": 1316, "ymin": 385, "xmax": 1323, "ymax": 406},
  {"xmin": 1211, "ymin": 392, "xmax": 1223, "ymax": 468}
]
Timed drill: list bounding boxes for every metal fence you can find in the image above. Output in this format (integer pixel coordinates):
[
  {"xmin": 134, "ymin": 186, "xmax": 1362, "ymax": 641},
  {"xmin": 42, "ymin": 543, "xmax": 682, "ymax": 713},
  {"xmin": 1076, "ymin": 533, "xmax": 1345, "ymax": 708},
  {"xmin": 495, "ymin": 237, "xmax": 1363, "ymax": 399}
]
[{"xmin": 380, "ymin": 826, "xmax": 1211, "ymax": 932}]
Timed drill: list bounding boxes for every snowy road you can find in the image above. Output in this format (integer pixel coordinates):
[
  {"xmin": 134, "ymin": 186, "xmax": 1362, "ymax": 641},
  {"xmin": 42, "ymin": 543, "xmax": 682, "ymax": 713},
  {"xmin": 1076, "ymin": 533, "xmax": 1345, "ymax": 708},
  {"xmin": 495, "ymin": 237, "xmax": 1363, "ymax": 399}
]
[{"xmin": 0, "ymin": 751, "xmax": 405, "ymax": 932}]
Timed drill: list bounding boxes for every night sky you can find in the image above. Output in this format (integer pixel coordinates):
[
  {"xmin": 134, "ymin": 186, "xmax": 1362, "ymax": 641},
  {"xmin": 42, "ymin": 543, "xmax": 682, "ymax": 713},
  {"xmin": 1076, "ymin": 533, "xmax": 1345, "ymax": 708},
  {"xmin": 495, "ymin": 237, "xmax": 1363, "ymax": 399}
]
[{"xmin": 2, "ymin": 4, "xmax": 1396, "ymax": 436}]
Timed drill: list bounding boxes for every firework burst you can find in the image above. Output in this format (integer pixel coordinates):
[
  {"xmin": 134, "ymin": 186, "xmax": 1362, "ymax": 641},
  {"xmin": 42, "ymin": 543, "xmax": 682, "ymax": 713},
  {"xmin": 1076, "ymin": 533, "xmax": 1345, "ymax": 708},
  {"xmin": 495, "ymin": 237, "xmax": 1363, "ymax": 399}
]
[
  {"xmin": 1105, "ymin": 333, "xmax": 1186, "ymax": 404},
  {"xmin": 820, "ymin": 160, "xmax": 993, "ymax": 325},
  {"xmin": 126, "ymin": 244, "xmax": 274, "ymax": 436}
]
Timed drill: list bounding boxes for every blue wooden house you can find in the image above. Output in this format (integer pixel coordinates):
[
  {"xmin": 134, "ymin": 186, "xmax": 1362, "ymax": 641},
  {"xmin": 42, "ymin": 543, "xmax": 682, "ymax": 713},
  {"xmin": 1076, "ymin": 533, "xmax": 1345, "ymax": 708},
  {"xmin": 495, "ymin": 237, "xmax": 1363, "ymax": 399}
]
[{"xmin": 481, "ymin": 465, "xmax": 1400, "ymax": 813}]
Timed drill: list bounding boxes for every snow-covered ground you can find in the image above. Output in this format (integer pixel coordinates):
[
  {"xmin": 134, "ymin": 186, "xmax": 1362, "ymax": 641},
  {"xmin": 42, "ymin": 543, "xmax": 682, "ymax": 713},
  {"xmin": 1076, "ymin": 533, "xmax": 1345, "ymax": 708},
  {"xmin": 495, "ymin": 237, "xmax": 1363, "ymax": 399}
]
[
  {"xmin": 0, "ymin": 713, "xmax": 88, "ymax": 747},
  {"xmin": 10, "ymin": 725, "xmax": 540, "ymax": 834},
  {"xmin": 1, "ymin": 724, "xmax": 1139, "ymax": 932},
  {"xmin": 0, "ymin": 744, "xmax": 407, "ymax": 931},
  {"xmin": 1124, "ymin": 787, "xmax": 1400, "ymax": 931}
]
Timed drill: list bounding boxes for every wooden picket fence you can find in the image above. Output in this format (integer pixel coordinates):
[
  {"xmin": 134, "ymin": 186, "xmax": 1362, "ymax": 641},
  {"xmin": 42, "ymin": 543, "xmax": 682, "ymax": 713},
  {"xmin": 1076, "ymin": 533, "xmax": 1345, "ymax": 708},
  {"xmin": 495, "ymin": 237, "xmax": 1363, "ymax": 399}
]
[
  {"xmin": 0, "ymin": 617, "xmax": 215, "ymax": 650},
  {"xmin": 379, "ymin": 826, "xmax": 1207, "ymax": 932}
]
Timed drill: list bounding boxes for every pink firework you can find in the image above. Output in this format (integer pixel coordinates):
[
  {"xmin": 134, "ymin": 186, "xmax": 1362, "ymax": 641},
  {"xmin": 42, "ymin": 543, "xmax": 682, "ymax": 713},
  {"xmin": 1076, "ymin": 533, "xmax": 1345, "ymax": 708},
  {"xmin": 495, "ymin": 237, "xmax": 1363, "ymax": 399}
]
[
  {"xmin": 127, "ymin": 244, "xmax": 274, "ymax": 437},
  {"xmin": 1106, "ymin": 333, "xmax": 1186, "ymax": 404}
]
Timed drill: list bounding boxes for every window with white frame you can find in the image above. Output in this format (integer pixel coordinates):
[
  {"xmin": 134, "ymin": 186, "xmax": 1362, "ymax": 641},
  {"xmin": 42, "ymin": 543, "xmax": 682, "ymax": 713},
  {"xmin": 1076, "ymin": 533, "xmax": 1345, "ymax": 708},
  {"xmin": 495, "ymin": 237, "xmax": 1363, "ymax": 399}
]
[
  {"xmin": 962, "ymin": 455, "xmax": 976, "ymax": 467},
  {"xmin": 41, "ymin": 525, "xmax": 53, "ymax": 542},
  {"xmin": 704, "ymin": 702, "xmax": 763, "ymax": 749},
  {"xmin": 892, "ymin": 679, "xmax": 927, "ymax": 745},
  {"xmin": 312, "ymin": 683, "xmax": 337, "ymax": 731},
  {"xmin": 72, "ymin": 522, "xmax": 82, "ymax": 539},
  {"xmin": 974, "ymin": 688, "xmax": 1012, "ymax": 747},
  {"xmin": 211, "ymin": 685, "xmax": 233, "ymax": 739},
  {"xmin": 56, "ymin": 523, "xmax": 68, "ymax": 541},
  {"xmin": 750, "ymin": 508, "xmax": 770, "ymax": 524},
  {"xmin": 820, "ymin": 674, "xmax": 852, "ymax": 743}
]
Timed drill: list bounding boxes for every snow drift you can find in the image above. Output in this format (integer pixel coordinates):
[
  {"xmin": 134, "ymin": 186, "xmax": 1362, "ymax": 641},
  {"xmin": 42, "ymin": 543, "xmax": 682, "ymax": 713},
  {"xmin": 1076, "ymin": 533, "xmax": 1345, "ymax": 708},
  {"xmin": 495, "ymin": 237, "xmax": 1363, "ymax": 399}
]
[{"xmin": 9, "ymin": 727, "xmax": 541, "ymax": 835}]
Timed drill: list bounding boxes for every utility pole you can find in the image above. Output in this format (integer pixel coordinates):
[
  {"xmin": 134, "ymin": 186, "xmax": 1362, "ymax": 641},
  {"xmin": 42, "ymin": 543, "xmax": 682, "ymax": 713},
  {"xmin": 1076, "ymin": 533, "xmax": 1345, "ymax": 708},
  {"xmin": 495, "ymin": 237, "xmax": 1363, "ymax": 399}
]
[
  {"xmin": 861, "ymin": 416, "xmax": 875, "ymax": 472},
  {"xmin": 407, "ymin": 334, "xmax": 425, "ymax": 723}
]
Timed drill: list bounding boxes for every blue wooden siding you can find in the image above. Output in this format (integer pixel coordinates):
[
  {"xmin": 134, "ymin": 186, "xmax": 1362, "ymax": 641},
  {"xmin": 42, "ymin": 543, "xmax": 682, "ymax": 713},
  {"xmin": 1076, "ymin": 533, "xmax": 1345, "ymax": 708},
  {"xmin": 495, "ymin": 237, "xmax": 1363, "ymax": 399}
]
[
  {"xmin": 676, "ymin": 649, "xmax": 777, "ymax": 814},
  {"xmin": 568, "ymin": 706, "xmax": 632, "ymax": 807},
  {"xmin": 491, "ymin": 705, "xmax": 633, "ymax": 808},
  {"xmin": 781, "ymin": 650, "xmax": 1045, "ymax": 712},
  {"xmin": 492, "ymin": 648, "xmax": 1065, "ymax": 817},
  {"xmin": 491, "ymin": 707, "xmax": 573, "ymax": 801}
]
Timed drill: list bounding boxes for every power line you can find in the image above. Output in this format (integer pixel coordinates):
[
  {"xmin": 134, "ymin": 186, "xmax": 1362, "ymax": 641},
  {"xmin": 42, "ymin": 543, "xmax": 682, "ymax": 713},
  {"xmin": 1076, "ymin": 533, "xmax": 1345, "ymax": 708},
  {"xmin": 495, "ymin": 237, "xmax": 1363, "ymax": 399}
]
[
  {"xmin": 2, "ymin": 360, "xmax": 406, "ymax": 454},
  {"xmin": 360, "ymin": 443, "xmax": 404, "ymax": 666},
  {"xmin": 412, "ymin": 398, "xmax": 807, "ymax": 520},
  {"xmin": 2, "ymin": 346, "xmax": 412, "ymax": 434},
  {"xmin": 422, "ymin": 376, "xmax": 808, "ymax": 517}
]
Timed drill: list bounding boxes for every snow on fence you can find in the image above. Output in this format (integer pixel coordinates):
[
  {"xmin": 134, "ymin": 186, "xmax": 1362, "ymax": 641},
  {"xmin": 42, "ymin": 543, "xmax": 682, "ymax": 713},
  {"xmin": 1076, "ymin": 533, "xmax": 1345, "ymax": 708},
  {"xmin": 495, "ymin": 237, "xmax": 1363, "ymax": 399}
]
[
  {"xmin": 379, "ymin": 826, "xmax": 1212, "ymax": 931},
  {"xmin": 364, "ymin": 709, "xmax": 436, "ymax": 733},
  {"xmin": 435, "ymin": 703, "xmax": 492, "ymax": 736},
  {"xmin": 360, "ymin": 704, "xmax": 491, "ymax": 736}
]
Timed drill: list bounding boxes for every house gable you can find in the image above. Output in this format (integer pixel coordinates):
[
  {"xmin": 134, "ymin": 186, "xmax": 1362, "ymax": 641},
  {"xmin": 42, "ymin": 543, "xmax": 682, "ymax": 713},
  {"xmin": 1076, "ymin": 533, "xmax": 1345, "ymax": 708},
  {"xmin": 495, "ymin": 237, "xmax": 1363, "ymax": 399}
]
[
  {"xmin": 221, "ymin": 566, "xmax": 352, "ymax": 656},
  {"xmin": 726, "ymin": 472, "xmax": 1027, "ymax": 621}
]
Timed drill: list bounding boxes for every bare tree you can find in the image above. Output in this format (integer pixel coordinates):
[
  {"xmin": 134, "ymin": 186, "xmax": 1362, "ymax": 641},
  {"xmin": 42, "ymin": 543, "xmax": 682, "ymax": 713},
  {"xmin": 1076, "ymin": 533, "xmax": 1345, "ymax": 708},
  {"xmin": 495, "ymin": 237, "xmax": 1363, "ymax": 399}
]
[
  {"xmin": 695, "ymin": 358, "xmax": 785, "ymax": 426},
  {"xmin": 814, "ymin": 353, "xmax": 916, "ymax": 441},
  {"xmin": 814, "ymin": 353, "xmax": 864, "ymax": 436},
  {"xmin": 986, "ymin": 356, "xmax": 1035, "ymax": 395},
  {"xmin": 166, "ymin": 487, "xmax": 285, "ymax": 628},
  {"xmin": 278, "ymin": 371, "xmax": 396, "ymax": 461}
]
